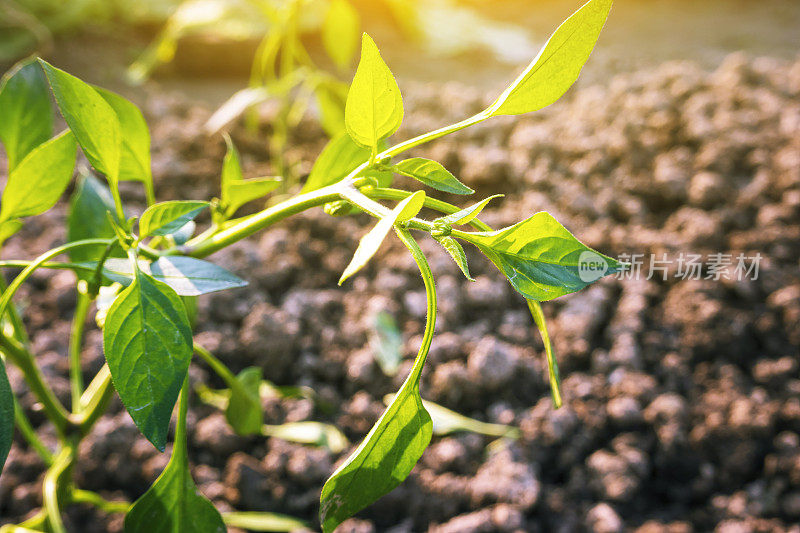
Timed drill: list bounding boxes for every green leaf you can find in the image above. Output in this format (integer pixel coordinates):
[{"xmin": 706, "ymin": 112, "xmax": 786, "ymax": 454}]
[
  {"xmin": 0, "ymin": 358, "xmax": 13, "ymax": 474},
  {"xmin": 338, "ymin": 191, "xmax": 425, "ymax": 284},
  {"xmin": 98, "ymin": 256, "xmax": 247, "ymax": 296},
  {"xmin": 464, "ymin": 211, "xmax": 621, "ymax": 301},
  {"xmin": 125, "ymin": 382, "xmax": 226, "ymax": 533},
  {"xmin": 323, "ymin": 0, "xmax": 360, "ymax": 70},
  {"xmin": 344, "ymin": 33, "xmax": 404, "ymax": 150},
  {"xmin": 262, "ymin": 422, "xmax": 349, "ymax": 454},
  {"xmin": 94, "ymin": 87, "xmax": 153, "ymax": 187},
  {"xmin": 38, "ymin": 60, "xmax": 122, "ymax": 183},
  {"xmin": 0, "ymin": 58, "xmax": 53, "ymax": 171},
  {"xmin": 222, "ymin": 512, "xmax": 308, "ymax": 532},
  {"xmin": 0, "ymin": 220, "xmax": 23, "ymax": 247},
  {"xmin": 0, "ymin": 130, "xmax": 76, "ymax": 222},
  {"xmin": 436, "ymin": 236, "xmax": 475, "ymax": 281},
  {"xmin": 394, "ymin": 158, "xmax": 473, "ymax": 195},
  {"xmin": 436, "ymin": 194, "xmax": 503, "ymax": 226},
  {"xmin": 225, "ymin": 178, "xmax": 281, "ymax": 217},
  {"xmin": 225, "ymin": 367, "xmax": 263, "ymax": 436},
  {"xmin": 527, "ymin": 299, "xmax": 562, "ymax": 407},
  {"xmin": 103, "ymin": 268, "xmax": 193, "ymax": 450},
  {"xmin": 486, "ymin": 0, "xmax": 611, "ymax": 117},
  {"xmin": 319, "ymin": 362, "xmax": 431, "ymax": 533},
  {"xmin": 315, "ymin": 81, "xmax": 347, "ymax": 137},
  {"xmin": 220, "ymin": 134, "xmax": 243, "ymax": 201},
  {"xmin": 302, "ymin": 131, "xmax": 369, "ymax": 193},
  {"xmin": 370, "ymin": 311, "xmax": 403, "ymax": 376},
  {"xmin": 67, "ymin": 173, "xmax": 121, "ymax": 263},
  {"xmin": 139, "ymin": 201, "xmax": 209, "ymax": 237}
]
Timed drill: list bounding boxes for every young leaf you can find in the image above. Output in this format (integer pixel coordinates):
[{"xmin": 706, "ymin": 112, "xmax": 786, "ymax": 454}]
[
  {"xmin": 320, "ymin": 349, "xmax": 432, "ymax": 533},
  {"xmin": 339, "ymin": 191, "xmax": 424, "ymax": 284},
  {"xmin": 125, "ymin": 382, "xmax": 226, "ymax": 533},
  {"xmin": 345, "ymin": 34, "xmax": 404, "ymax": 151},
  {"xmin": 262, "ymin": 422, "xmax": 349, "ymax": 454},
  {"xmin": 0, "ymin": 358, "xmax": 13, "ymax": 474},
  {"xmin": 394, "ymin": 158, "xmax": 473, "ymax": 195},
  {"xmin": 220, "ymin": 134, "xmax": 243, "ymax": 200},
  {"xmin": 436, "ymin": 194, "xmax": 503, "ymax": 226},
  {"xmin": 464, "ymin": 211, "xmax": 621, "ymax": 301},
  {"xmin": 67, "ymin": 173, "xmax": 121, "ymax": 262},
  {"xmin": 0, "ymin": 130, "xmax": 77, "ymax": 222},
  {"xmin": 38, "ymin": 60, "xmax": 122, "ymax": 182},
  {"xmin": 486, "ymin": 0, "xmax": 612, "ymax": 117},
  {"xmin": 225, "ymin": 367, "xmax": 263, "ymax": 436},
  {"xmin": 224, "ymin": 178, "xmax": 282, "ymax": 217},
  {"xmin": 98, "ymin": 256, "xmax": 247, "ymax": 296},
  {"xmin": 94, "ymin": 87, "xmax": 153, "ymax": 187},
  {"xmin": 436, "ymin": 236, "xmax": 475, "ymax": 281},
  {"xmin": 302, "ymin": 131, "xmax": 370, "ymax": 193},
  {"xmin": 527, "ymin": 299, "xmax": 562, "ymax": 408},
  {"xmin": 222, "ymin": 512, "xmax": 308, "ymax": 533},
  {"xmin": 0, "ymin": 58, "xmax": 53, "ymax": 170},
  {"xmin": 139, "ymin": 201, "xmax": 209, "ymax": 237},
  {"xmin": 323, "ymin": 0, "xmax": 360, "ymax": 70},
  {"xmin": 103, "ymin": 268, "xmax": 193, "ymax": 451}
]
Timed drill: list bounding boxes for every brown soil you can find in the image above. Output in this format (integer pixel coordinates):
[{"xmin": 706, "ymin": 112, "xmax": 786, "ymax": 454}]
[{"xmin": 1, "ymin": 52, "xmax": 799, "ymax": 532}]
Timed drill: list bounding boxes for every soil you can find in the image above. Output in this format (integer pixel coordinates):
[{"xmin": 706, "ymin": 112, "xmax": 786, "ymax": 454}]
[{"xmin": 1, "ymin": 51, "xmax": 799, "ymax": 533}]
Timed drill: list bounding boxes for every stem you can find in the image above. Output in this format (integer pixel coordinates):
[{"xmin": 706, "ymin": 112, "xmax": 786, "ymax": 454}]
[
  {"xmin": 0, "ymin": 335, "xmax": 71, "ymax": 435},
  {"xmin": 71, "ymin": 489, "xmax": 130, "ymax": 514},
  {"xmin": 382, "ymin": 111, "xmax": 489, "ymax": 159},
  {"xmin": 527, "ymin": 300, "xmax": 562, "ymax": 408},
  {"xmin": 181, "ymin": 184, "xmax": 343, "ymax": 258},
  {"xmin": 13, "ymin": 396, "xmax": 54, "ymax": 466},
  {"xmin": 0, "ymin": 276, "xmax": 30, "ymax": 346},
  {"xmin": 365, "ymin": 188, "xmax": 494, "ymax": 232},
  {"xmin": 0, "ymin": 260, "xmax": 96, "ymax": 275},
  {"xmin": 193, "ymin": 342, "xmax": 237, "ymax": 388},
  {"xmin": 0, "ymin": 238, "xmax": 115, "ymax": 320},
  {"xmin": 108, "ymin": 183, "xmax": 126, "ymax": 224},
  {"xmin": 43, "ymin": 441, "xmax": 77, "ymax": 533},
  {"xmin": 76, "ymin": 365, "xmax": 114, "ymax": 434},
  {"xmin": 69, "ymin": 289, "xmax": 90, "ymax": 412},
  {"xmin": 174, "ymin": 376, "xmax": 190, "ymax": 458},
  {"xmin": 394, "ymin": 228, "xmax": 436, "ymax": 382}
]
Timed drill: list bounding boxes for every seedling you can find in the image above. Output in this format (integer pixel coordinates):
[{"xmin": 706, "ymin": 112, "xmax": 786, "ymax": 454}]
[{"xmin": 0, "ymin": 1, "xmax": 618, "ymax": 531}]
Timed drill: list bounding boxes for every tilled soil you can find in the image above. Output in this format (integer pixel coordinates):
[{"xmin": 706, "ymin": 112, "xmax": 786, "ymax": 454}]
[{"xmin": 1, "ymin": 52, "xmax": 799, "ymax": 532}]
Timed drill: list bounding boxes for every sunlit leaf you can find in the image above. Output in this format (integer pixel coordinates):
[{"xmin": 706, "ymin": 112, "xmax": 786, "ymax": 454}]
[
  {"xmin": 339, "ymin": 191, "xmax": 425, "ymax": 284},
  {"xmin": 263, "ymin": 422, "xmax": 349, "ymax": 454},
  {"xmin": 0, "ymin": 220, "xmax": 23, "ymax": 247},
  {"xmin": 323, "ymin": 0, "xmax": 360, "ymax": 70},
  {"xmin": 103, "ymin": 268, "xmax": 193, "ymax": 450},
  {"xmin": 222, "ymin": 512, "xmax": 308, "ymax": 532},
  {"xmin": 0, "ymin": 58, "xmax": 53, "ymax": 170},
  {"xmin": 139, "ymin": 201, "xmax": 209, "ymax": 237},
  {"xmin": 0, "ymin": 130, "xmax": 76, "ymax": 222},
  {"xmin": 315, "ymin": 80, "xmax": 347, "ymax": 137},
  {"xmin": 226, "ymin": 367, "xmax": 262, "ymax": 436},
  {"xmin": 486, "ymin": 0, "xmax": 611, "ymax": 117},
  {"xmin": 435, "ymin": 194, "xmax": 503, "ymax": 226},
  {"xmin": 382, "ymin": 395, "xmax": 519, "ymax": 438},
  {"xmin": 225, "ymin": 178, "xmax": 282, "ymax": 216},
  {"xmin": 345, "ymin": 33, "xmax": 403, "ymax": 150},
  {"xmin": 302, "ymin": 132, "xmax": 369, "ymax": 193},
  {"xmin": 394, "ymin": 158, "xmax": 473, "ymax": 195},
  {"xmin": 39, "ymin": 60, "xmax": 122, "ymax": 183},
  {"xmin": 463, "ymin": 211, "xmax": 621, "ymax": 301}
]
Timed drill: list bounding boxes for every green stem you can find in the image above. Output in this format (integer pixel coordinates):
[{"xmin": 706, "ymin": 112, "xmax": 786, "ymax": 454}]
[
  {"xmin": 76, "ymin": 365, "xmax": 114, "ymax": 434},
  {"xmin": 13, "ymin": 396, "xmax": 54, "ymax": 466},
  {"xmin": 0, "ymin": 335, "xmax": 71, "ymax": 435},
  {"xmin": 527, "ymin": 299, "xmax": 562, "ymax": 408},
  {"xmin": 383, "ymin": 111, "xmax": 489, "ymax": 159},
  {"xmin": 0, "ymin": 276, "xmax": 30, "ymax": 346},
  {"xmin": 71, "ymin": 489, "xmax": 130, "ymax": 514},
  {"xmin": 174, "ymin": 376, "xmax": 190, "ymax": 457},
  {"xmin": 69, "ymin": 289, "xmax": 90, "ymax": 412},
  {"xmin": 0, "ymin": 260, "xmax": 96, "ymax": 274},
  {"xmin": 193, "ymin": 342, "xmax": 237, "ymax": 389},
  {"xmin": 43, "ymin": 441, "xmax": 77, "ymax": 533},
  {"xmin": 0, "ymin": 238, "xmax": 115, "ymax": 320},
  {"xmin": 108, "ymin": 183, "xmax": 126, "ymax": 224}
]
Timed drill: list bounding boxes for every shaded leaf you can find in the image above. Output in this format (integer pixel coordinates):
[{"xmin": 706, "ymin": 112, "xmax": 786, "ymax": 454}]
[
  {"xmin": 263, "ymin": 422, "xmax": 349, "ymax": 454},
  {"xmin": 103, "ymin": 268, "xmax": 193, "ymax": 450},
  {"xmin": 339, "ymin": 191, "xmax": 424, "ymax": 284},
  {"xmin": 486, "ymin": 0, "xmax": 611, "ymax": 117},
  {"xmin": 222, "ymin": 512, "xmax": 308, "ymax": 532},
  {"xmin": 226, "ymin": 367, "xmax": 263, "ymax": 436},
  {"xmin": 139, "ymin": 201, "xmax": 209, "ymax": 237},
  {"xmin": 0, "ymin": 130, "xmax": 76, "ymax": 222},
  {"xmin": 67, "ymin": 173, "xmax": 121, "ymax": 263},
  {"xmin": 39, "ymin": 60, "xmax": 121, "ymax": 183},
  {"xmin": 436, "ymin": 236, "xmax": 474, "ymax": 281},
  {"xmin": 0, "ymin": 58, "xmax": 53, "ymax": 171},
  {"xmin": 345, "ymin": 34, "xmax": 403, "ymax": 150},
  {"xmin": 395, "ymin": 158, "xmax": 473, "ymax": 195},
  {"xmin": 527, "ymin": 299, "xmax": 562, "ymax": 407},
  {"xmin": 370, "ymin": 311, "xmax": 402, "ymax": 376},
  {"xmin": 99, "ymin": 256, "xmax": 247, "ymax": 297},
  {"xmin": 323, "ymin": 0, "xmax": 360, "ymax": 70},
  {"xmin": 464, "ymin": 211, "xmax": 621, "ymax": 301},
  {"xmin": 0, "ymin": 358, "xmax": 13, "ymax": 474}
]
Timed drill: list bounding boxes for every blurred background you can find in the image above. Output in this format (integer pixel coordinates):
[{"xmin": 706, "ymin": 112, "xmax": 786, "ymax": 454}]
[{"xmin": 1, "ymin": 0, "xmax": 799, "ymax": 532}]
